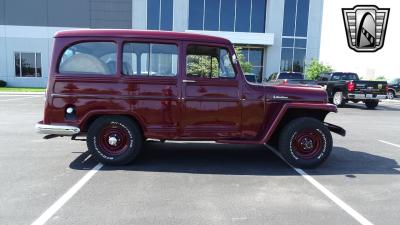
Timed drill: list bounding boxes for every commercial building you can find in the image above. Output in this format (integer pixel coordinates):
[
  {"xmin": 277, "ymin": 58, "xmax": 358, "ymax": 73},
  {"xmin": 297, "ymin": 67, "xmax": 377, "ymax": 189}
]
[{"xmin": 0, "ymin": 0, "xmax": 323, "ymax": 87}]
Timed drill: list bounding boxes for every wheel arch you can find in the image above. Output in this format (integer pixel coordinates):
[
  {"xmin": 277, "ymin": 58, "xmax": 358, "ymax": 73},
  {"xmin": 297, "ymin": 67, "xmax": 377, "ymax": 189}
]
[
  {"xmin": 263, "ymin": 103, "xmax": 335, "ymax": 145},
  {"xmin": 81, "ymin": 111, "xmax": 146, "ymax": 135}
]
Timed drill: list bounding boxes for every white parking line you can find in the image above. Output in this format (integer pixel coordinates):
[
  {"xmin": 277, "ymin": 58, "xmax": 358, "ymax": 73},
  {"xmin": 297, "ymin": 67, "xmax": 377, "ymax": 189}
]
[
  {"xmin": 0, "ymin": 96, "xmax": 40, "ymax": 101},
  {"xmin": 378, "ymin": 140, "xmax": 400, "ymax": 148},
  {"xmin": 266, "ymin": 145, "xmax": 374, "ymax": 225},
  {"xmin": 31, "ymin": 163, "xmax": 103, "ymax": 225}
]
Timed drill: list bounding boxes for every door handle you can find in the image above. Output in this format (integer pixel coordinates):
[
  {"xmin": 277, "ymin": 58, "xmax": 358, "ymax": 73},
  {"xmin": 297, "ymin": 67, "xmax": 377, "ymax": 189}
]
[{"xmin": 182, "ymin": 79, "xmax": 197, "ymax": 83}]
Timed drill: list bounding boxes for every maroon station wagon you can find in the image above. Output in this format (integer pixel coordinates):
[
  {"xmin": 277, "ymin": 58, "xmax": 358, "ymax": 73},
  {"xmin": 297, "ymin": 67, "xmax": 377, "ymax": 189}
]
[{"xmin": 36, "ymin": 29, "xmax": 345, "ymax": 168}]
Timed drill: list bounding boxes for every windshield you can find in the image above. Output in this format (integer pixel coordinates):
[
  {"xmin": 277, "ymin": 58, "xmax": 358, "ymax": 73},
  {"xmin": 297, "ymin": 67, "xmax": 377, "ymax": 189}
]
[
  {"xmin": 278, "ymin": 72, "xmax": 304, "ymax": 80},
  {"xmin": 388, "ymin": 79, "xmax": 399, "ymax": 84}
]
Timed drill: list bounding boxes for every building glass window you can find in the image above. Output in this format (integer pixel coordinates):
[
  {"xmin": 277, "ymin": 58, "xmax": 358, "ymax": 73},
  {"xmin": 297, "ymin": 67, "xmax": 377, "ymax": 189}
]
[
  {"xmin": 220, "ymin": 0, "xmax": 235, "ymax": 31},
  {"xmin": 204, "ymin": 0, "xmax": 219, "ymax": 31},
  {"xmin": 188, "ymin": 0, "xmax": 204, "ymax": 30},
  {"xmin": 295, "ymin": 0, "xmax": 310, "ymax": 37},
  {"xmin": 280, "ymin": 37, "xmax": 307, "ymax": 72},
  {"xmin": 251, "ymin": 0, "xmax": 267, "ymax": 32},
  {"xmin": 15, "ymin": 52, "xmax": 42, "ymax": 77},
  {"xmin": 147, "ymin": 0, "xmax": 173, "ymax": 30},
  {"xmin": 282, "ymin": 0, "xmax": 296, "ymax": 36},
  {"xmin": 237, "ymin": 46, "xmax": 264, "ymax": 82},
  {"xmin": 281, "ymin": 0, "xmax": 309, "ymax": 72},
  {"xmin": 282, "ymin": 0, "xmax": 309, "ymax": 37},
  {"xmin": 235, "ymin": 0, "xmax": 251, "ymax": 32},
  {"xmin": 189, "ymin": 0, "xmax": 267, "ymax": 33}
]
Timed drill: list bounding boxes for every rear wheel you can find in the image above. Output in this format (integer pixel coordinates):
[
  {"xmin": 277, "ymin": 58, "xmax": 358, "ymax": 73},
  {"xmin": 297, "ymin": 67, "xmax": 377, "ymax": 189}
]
[
  {"xmin": 87, "ymin": 116, "xmax": 143, "ymax": 165},
  {"xmin": 365, "ymin": 100, "xmax": 379, "ymax": 109},
  {"xmin": 387, "ymin": 90, "xmax": 395, "ymax": 99},
  {"xmin": 333, "ymin": 91, "xmax": 345, "ymax": 107},
  {"xmin": 278, "ymin": 117, "xmax": 332, "ymax": 168}
]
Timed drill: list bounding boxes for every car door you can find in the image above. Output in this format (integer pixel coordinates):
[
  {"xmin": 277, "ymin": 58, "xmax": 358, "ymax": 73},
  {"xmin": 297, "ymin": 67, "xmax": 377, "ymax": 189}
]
[
  {"xmin": 180, "ymin": 42, "xmax": 241, "ymax": 139},
  {"xmin": 121, "ymin": 40, "xmax": 180, "ymax": 138}
]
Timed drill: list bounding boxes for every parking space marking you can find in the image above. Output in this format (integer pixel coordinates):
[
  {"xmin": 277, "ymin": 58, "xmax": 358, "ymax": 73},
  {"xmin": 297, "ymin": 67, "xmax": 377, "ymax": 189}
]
[
  {"xmin": 378, "ymin": 140, "xmax": 400, "ymax": 148},
  {"xmin": 266, "ymin": 145, "xmax": 374, "ymax": 225},
  {"xmin": 0, "ymin": 96, "xmax": 41, "ymax": 102},
  {"xmin": 31, "ymin": 163, "xmax": 103, "ymax": 225}
]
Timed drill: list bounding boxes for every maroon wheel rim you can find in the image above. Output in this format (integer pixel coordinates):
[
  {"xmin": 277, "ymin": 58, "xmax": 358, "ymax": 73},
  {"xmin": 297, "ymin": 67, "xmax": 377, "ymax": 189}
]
[
  {"xmin": 291, "ymin": 129, "xmax": 325, "ymax": 159},
  {"xmin": 98, "ymin": 123, "xmax": 130, "ymax": 156}
]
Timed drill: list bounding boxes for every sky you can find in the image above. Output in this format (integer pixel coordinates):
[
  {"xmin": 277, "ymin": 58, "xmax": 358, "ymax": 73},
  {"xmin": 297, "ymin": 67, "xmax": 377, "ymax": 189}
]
[{"xmin": 319, "ymin": 0, "xmax": 399, "ymax": 80}]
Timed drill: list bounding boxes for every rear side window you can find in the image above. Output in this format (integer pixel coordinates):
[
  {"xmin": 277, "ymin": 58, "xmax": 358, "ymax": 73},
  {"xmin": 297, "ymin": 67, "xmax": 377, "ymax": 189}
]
[
  {"xmin": 59, "ymin": 42, "xmax": 116, "ymax": 75},
  {"xmin": 332, "ymin": 74, "xmax": 340, "ymax": 80},
  {"xmin": 123, "ymin": 43, "xmax": 178, "ymax": 76}
]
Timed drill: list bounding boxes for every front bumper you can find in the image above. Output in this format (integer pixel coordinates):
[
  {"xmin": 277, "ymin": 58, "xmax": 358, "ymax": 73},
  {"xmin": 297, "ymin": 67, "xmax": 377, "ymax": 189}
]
[
  {"xmin": 348, "ymin": 94, "xmax": 386, "ymax": 100},
  {"xmin": 35, "ymin": 122, "xmax": 80, "ymax": 136}
]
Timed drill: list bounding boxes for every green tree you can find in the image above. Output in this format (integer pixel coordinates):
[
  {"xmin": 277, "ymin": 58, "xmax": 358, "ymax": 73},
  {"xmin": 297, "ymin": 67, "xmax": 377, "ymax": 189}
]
[
  {"xmin": 234, "ymin": 47, "xmax": 252, "ymax": 74},
  {"xmin": 375, "ymin": 76, "xmax": 386, "ymax": 81},
  {"xmin": 186, "ymin": 46, "xmax": 253, "ymax": 77},
  {"xmin": 305, "ymin": 59, "xmax": 333, "ymax": 80}
]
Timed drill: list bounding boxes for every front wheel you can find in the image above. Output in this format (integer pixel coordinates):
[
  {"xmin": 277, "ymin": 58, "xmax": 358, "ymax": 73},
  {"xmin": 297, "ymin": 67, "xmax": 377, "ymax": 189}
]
[
  {"xmin": 365, "ymin": 100, "xmax": 379, "ymax": 109},
  {"xmin": 87, "ymin": 116, "xmax": 143, "ymax": 165},
  {"xmin": 278, "ymin": 117, "xmax": 332, "ymax": 168}
]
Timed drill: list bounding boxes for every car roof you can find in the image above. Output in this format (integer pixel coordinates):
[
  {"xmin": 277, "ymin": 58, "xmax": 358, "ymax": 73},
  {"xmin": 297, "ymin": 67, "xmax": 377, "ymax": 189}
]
[{"xmin": 55, "ymin": 29, "xmax": 231, "ymax": 44}]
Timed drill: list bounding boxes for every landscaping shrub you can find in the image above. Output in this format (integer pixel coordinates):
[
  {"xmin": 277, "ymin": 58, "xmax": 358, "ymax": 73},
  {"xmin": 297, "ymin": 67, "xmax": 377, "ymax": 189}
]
[{"xmin": 0, "ymin": 80, "xmax": 6, "ymax": 87}]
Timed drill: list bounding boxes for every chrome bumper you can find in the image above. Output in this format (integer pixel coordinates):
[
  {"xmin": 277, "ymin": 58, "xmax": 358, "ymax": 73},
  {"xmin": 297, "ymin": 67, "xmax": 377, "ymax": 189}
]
[
  {"xmin": 348, "ymin": 94, "xmax": 387, "ymax": 100},
  {"xmin": 35, "ymin": 123, "xmax": 80, "ymax": 136}
]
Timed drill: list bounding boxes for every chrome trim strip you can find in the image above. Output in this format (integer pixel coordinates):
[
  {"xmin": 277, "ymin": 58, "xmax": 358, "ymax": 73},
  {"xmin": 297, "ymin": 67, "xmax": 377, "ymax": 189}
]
[{"xmin": 35, "ymin": 124, "xmax": 80, "ymax": 136}]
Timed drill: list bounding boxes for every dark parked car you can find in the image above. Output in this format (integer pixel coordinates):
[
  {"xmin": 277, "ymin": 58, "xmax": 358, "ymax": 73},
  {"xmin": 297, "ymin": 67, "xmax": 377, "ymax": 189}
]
[
  {"xmin": 245, "ymin": 74, "xmax": 257, "ymax": 83},
  {"xmin": 316, "ymin": 72, "xmax": 387, "ymax": 109},
  {"xmin": 387, "ymin": 78, "xmax": 400, "ymax": 99},
  {"xmin": 35, "ymin": 29, "xmax": 345, "ymax": 168},
  {"xmin": 267, "ymin": 72, "xmax": 317, "ymax": 85}
]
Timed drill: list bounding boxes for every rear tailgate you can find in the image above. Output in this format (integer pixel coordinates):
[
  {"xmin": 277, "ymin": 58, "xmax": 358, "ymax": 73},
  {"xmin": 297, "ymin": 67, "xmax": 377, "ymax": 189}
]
[{"xmin": 354, "ymin": 80, "xmax": 387, "ymax": 95}]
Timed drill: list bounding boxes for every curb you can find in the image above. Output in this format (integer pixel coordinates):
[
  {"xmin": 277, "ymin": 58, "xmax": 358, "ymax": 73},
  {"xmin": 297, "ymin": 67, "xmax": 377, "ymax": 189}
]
[{"xmin": 0, "ymin": 92, "xmax": 45, "ymax": 95}]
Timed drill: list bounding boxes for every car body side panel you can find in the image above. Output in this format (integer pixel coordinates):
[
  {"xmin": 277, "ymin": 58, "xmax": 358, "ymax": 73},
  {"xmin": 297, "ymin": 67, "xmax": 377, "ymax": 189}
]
[{"xmin": 218, "ymin": 102, "xmax": 337, "ymax": 144}]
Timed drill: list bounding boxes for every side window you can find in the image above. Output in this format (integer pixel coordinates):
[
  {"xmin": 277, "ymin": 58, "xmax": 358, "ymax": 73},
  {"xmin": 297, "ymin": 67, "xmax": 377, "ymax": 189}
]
[
  {"xmin": 59, "ymin": 42, "xmax": 116, "ymax": 75},
  {"xmin": 332, "ymin": 74, "xmax": 340, "ymax": 81},
  {"xmin": 123, "ymin": 43, "xmax": 178, "ymax": 76},
  {"xmin": 186, "ymin": 45, "xmax": 235, "ymax": 79}
]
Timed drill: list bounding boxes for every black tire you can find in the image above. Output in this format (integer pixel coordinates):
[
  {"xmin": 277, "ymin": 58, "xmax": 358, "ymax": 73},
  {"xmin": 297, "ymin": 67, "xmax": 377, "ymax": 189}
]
[
  {"xmin": 278, "ymin": 117, "xmax": 333, "ymax": 168},
  {"xmin": 365, "ymin": 100, "xmax": 378, "ymax": 109},
  {"xmin": 387, "ymin": 90, "xmax": 395, "ymax": 100},
  {"xmin": 351, "ymin": 100, "xmax": 359, "ymax": 103},
  {"xmin": 87, "ymin": 116, "xmax": 143, "ymax": 165},
  {"xmin": 332, "ymin": 91, "xmax": 345, "ymax": 107}
]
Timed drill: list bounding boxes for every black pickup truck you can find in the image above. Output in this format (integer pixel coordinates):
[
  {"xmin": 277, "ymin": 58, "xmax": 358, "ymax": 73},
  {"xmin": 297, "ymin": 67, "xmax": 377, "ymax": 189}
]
[
  {"xmin": 267, "ymin": 72, "xmax": 317, "ymax": 85},
  {"xmin": 316, "ymin": 72, "xmax": 387, "ymax": 109}
]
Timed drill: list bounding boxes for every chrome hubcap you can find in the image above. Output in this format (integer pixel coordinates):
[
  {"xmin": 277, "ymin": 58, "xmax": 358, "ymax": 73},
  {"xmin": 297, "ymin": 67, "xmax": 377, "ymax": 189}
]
[
  {"xmin": 300, "ymin": 137, "xmax": 314, "ymax": 150},
  {"xmin": 108, "ymin": 136, "xmax": 118, "ymax": 146},
  {"xmin": 334, "ymin": 92, "xmax": 342, "ymax": 105}
]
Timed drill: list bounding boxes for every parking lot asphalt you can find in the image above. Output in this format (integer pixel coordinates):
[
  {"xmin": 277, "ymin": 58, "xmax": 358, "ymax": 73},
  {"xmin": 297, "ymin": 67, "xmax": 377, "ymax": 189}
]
[{"xmin": 0, "ymin": 95, "xmax": 399, "ymax": 225}]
